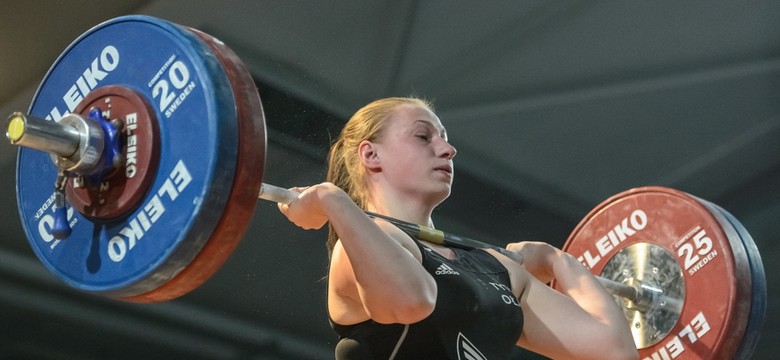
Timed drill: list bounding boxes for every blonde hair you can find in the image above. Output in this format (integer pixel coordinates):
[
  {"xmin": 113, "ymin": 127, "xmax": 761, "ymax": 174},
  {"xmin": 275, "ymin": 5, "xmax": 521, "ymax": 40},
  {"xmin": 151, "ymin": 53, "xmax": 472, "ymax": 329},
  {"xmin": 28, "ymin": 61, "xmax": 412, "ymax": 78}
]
[{"xmin": 325, "ymin": 97, "xmax": 434, "ymax": 256}]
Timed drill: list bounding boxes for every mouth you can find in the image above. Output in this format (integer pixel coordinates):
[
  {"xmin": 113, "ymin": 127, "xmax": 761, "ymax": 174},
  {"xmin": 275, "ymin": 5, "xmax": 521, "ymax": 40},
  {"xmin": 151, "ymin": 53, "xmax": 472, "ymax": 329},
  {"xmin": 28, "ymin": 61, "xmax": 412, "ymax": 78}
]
[{"xmin": 434, "ymin": 165, "xmax": 453, "ymax": 175}]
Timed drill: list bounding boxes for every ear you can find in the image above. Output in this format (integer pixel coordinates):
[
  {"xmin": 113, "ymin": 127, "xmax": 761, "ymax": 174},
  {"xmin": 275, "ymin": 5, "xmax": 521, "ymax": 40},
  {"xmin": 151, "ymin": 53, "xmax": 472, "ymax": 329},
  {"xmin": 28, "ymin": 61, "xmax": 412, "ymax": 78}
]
[{"xmin": 358, "ymin": 140, "xmax": 381, "ymax": 172}]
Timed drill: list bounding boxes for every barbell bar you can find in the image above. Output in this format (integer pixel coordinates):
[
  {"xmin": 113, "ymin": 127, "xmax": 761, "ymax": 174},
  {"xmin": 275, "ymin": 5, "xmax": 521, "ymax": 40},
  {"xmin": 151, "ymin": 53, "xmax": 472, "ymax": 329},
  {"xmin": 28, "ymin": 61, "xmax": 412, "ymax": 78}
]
[{"xmin": 5, "ymin": 111, "xmax": 683, "ymax": 313}]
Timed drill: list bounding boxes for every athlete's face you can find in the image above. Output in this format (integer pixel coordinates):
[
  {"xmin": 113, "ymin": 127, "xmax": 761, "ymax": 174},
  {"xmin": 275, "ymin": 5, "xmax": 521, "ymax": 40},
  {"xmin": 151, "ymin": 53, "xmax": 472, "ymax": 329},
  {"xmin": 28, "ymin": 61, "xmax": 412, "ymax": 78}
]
[{"xmin": 372, "ymin": 104, "xmax": 457, "ymax": 202}]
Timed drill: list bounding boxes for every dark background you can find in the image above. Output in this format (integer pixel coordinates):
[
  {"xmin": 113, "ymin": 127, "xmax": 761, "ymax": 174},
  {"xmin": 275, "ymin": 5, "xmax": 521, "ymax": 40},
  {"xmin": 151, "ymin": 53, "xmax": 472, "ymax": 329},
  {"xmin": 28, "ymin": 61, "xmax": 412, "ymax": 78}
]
[{"xmin": 0, "ymin": 1, "xmax": 778, "ymax": 359}]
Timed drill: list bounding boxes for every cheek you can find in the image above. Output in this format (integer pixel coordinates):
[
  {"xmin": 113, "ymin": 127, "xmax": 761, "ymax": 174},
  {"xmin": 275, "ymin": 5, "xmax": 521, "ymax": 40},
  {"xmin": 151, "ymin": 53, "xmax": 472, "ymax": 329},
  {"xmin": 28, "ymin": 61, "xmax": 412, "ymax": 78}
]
[
  {"xmin": 385, "ymin": 143, "xmax": 418, "ymax": 163},
  {"xmin": 384, "ymin": 152, "xmax": 422, "ymax": 177}
]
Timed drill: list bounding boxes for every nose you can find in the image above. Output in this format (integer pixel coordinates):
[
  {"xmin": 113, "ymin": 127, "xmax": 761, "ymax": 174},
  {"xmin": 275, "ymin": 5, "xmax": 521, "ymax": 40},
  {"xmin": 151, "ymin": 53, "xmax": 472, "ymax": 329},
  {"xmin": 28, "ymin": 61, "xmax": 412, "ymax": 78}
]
[{"xmin": 438, "ymin": 139, "xmax": 457, "ymax": 160}]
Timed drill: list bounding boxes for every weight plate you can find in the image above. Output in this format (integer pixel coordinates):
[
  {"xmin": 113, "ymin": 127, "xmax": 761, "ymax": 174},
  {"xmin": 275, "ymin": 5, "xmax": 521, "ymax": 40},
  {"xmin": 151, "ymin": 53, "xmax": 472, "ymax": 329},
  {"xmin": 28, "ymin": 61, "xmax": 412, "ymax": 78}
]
[
  {"xmin": 560, "ymin": 186, "xmax": 752, "ymax": 360},
  {"xmin": 122, "ymin": 27, "xmax": 267, "ymax": 302},
  {"xmin": 16, "ymin": 15, "xmax": 238, "ymax": 297},
  {"xmin": 696, "ymin": 199, "xmax": 766, "ymax": 360}
]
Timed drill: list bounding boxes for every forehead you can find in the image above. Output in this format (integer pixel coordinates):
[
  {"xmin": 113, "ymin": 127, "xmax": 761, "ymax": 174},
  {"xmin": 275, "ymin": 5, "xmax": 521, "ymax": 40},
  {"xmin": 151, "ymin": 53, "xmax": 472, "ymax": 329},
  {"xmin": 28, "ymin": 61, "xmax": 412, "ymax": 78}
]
[{"xmin": 387, "ymin": 104, "xmax": 446, "ymax": 132}]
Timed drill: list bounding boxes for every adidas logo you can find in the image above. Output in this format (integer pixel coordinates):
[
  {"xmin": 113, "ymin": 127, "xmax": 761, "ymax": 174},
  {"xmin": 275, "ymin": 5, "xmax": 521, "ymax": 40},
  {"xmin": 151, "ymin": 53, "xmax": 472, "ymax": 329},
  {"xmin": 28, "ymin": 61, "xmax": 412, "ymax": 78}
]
[
  {"xmin": 435, "ymin": 263, "xmax": 460, "ymax": 275},
  {"xmin": 457, "ymin": 332, "xmax": 486, "ymax": 360}
]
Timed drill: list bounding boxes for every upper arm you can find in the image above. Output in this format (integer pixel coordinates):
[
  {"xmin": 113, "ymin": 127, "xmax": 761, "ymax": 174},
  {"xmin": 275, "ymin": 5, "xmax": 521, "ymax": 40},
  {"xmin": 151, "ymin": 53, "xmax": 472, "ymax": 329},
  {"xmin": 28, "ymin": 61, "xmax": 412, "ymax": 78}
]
[{"xmin": 328, "ymin": 220, "xmax": 430, "ymax": 325}]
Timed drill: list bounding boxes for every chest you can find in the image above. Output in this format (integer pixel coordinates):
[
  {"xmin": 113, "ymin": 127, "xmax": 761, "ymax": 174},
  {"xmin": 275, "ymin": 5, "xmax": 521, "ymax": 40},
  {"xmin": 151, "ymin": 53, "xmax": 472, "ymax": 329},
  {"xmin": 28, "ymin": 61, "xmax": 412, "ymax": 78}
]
[{"xmin": 422, "ymin": 247, "xmax": 522, "ymax": 319}]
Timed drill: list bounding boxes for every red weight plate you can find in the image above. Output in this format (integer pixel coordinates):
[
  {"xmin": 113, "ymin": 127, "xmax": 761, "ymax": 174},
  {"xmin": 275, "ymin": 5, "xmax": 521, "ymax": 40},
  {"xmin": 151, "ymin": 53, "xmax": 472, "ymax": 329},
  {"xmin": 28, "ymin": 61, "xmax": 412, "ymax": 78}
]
[
  {"xmin": 121, "ymin": 27, "xmax": 266, "ymax": 302},
  {"xmin": 694, "ymin": 199, "xmax": 762, "ymax": 360},
  {"xmin": 560, "ymin": 187, "xmax": 751, "ymax": 360},
  {"xmin": 66, "ymin": 85, "xmax": 160, "ymax": 219}
]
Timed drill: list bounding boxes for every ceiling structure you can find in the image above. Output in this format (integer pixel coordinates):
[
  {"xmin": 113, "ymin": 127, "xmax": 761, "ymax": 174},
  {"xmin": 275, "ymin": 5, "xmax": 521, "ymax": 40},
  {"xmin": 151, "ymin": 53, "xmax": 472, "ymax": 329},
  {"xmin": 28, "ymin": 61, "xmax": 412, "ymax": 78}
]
[{"xmin": 0, "ymin": 1, "xmax": 778, "ymax": 359}]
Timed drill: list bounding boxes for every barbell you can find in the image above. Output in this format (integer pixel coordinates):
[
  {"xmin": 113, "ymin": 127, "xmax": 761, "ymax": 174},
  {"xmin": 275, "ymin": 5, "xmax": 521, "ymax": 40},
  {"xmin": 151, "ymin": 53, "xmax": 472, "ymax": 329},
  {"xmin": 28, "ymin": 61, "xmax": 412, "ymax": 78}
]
[
  {"xmin": 8, "ymin": 111, "xmax": 681, "ymax": 314},
  {"xmin": 4, "ymin": 15, "xmax": 766, "ymax": 359}
]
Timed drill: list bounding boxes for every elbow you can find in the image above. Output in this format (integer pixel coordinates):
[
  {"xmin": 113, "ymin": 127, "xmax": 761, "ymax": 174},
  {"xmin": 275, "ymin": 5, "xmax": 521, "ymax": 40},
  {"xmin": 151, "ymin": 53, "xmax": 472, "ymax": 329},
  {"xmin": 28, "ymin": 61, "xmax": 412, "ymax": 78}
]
[
  {"xmin": 394, "ymin": 296, "xmax": 436, "ymax": 324},
  {"xmin": 367, "ymin": 288, "xmax": 437, "ymax": 324}
]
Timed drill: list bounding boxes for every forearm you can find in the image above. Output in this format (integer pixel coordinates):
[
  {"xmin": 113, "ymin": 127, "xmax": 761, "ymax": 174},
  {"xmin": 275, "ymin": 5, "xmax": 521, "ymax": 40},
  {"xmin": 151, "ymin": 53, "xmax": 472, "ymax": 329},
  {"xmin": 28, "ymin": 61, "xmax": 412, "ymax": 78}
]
[
  {"xmin": 552, "ymin": 251, "xmax": 619, "ymax": 318},
  {"xmin": 551, "ymin": 251, "xmax": 637, "ymax": 356}
]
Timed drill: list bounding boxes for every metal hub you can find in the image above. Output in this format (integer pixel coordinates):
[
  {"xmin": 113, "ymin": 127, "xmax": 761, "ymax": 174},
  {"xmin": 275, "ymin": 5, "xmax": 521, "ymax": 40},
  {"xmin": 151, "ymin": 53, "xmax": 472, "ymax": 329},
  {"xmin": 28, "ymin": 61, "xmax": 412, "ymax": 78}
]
[{"xmin": 600, "ymin": 243, "xmax": 685, "ymax": 349}]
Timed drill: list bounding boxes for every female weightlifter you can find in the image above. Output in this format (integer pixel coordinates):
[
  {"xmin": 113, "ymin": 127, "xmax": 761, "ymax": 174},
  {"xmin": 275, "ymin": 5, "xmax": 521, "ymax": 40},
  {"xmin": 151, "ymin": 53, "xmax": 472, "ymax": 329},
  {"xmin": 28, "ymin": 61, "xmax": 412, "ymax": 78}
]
[{"xmin": 277, "ymin": 97, "xmax": 638, "ymax": 359}]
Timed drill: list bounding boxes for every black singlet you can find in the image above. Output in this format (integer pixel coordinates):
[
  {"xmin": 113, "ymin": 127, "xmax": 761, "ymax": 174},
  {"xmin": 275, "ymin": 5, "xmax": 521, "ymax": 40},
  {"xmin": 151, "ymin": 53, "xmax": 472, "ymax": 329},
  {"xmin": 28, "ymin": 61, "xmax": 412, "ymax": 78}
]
[{"xmin": 332, "ymin": 240, "xmax": 524, "ymax": 359}]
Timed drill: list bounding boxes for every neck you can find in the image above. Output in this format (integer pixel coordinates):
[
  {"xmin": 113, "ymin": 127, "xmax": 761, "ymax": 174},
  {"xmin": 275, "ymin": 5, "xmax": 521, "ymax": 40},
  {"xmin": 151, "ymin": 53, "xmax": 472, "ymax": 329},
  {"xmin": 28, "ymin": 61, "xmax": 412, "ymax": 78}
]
[{"xmin": 367, "ymin": 186, "xmax": 438, "ymax": 228}]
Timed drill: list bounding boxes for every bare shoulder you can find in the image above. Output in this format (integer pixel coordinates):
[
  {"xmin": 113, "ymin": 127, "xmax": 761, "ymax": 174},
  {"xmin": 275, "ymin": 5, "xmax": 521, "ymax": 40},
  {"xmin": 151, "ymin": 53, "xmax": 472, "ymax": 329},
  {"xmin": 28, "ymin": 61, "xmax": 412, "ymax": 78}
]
[{"xmin": 372, "ymin": 219, "xmax": 424, "ymax": 261}]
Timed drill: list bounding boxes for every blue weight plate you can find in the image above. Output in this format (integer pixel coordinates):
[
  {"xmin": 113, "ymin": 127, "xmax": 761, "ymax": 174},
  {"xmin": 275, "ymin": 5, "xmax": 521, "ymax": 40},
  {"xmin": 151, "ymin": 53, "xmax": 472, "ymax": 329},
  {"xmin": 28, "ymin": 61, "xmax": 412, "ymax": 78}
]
[
  {"xmin": 16, "ymin": 15, "xmax": 238, "ymax": 297},
  {"xmin": 121, "ymin": 27, "xmax": 267, "ymax": 302},
  {"xmin": 701, "ymin": 201, "xmax": 766, "ymax": 360}
]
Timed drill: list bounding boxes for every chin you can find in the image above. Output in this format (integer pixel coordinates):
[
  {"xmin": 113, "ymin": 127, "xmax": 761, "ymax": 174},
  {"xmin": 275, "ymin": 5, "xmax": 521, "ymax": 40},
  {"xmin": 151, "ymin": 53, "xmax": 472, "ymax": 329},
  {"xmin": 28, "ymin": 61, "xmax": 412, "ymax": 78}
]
[{"xmin": 430, "ymin": 187, "xmax": 451, "ymax": 205}]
